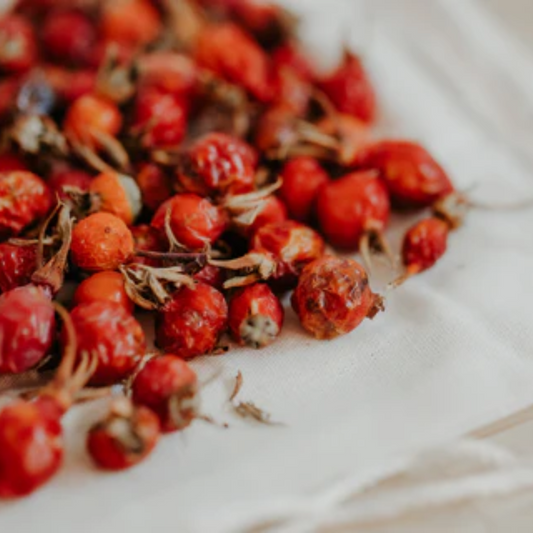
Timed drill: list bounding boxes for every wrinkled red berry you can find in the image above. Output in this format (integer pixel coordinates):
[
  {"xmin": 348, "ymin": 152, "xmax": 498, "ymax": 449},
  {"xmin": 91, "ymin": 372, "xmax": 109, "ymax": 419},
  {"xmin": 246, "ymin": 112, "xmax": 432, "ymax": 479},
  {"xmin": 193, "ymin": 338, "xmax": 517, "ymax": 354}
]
[
  {"xmin": 272, "ymin": 42, "xmax": 315, "ymax": 81},
  {"xmin": 279, "ymin": 157, "xmax": 329, "ymax": 222},
  {"xmin": 131, "ymin": 224, "xmax": 166, "ymax": 266},
  {"xmin": 0, "ymin": 15, "xmax": 37, "ymax": 73},
  {"xmin": 292, "ymin": 257, "xmax": 384, "ymax": 340},
  {"xmin": 228, "ymin": 283, "xmax": 283, "ymax": 348},
  {"xmin": 194, "ymin": 264, "xmax": 224, "ymax": 289},
  {"xmin": 156, "ymin": 283, "xmax": 228, "ymax": 359},
  {"xmin": 0, "ymin": 243, "xmax": 37, "ymax": 293},
  {"xmin": 87, "ymin": 398, "xmax": 160, "ymax": 470},
  {"xmin": 152, "ymin": 194, "xmax": 227, "ymax": 250},
  {"xmin": 136, "ymin": 163, "xmax": 173, "ymax": 213},
  {"xmin": 68, "ymin": 301, "xmax": 145, "ymax": 385},
  {"xmin": 132, "ymin": 355, "xmax": 198, "ymax": 432},
  {"xmin": 246, "ymin": 195, "xmax": 288, "ymax": 236}
]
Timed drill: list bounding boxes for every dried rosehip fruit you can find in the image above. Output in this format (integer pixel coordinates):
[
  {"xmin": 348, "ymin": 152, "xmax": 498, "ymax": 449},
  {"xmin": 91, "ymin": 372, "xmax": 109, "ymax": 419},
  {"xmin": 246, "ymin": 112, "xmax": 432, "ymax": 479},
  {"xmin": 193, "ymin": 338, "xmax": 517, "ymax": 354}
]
[
  {"xmin": 136, "ymin": 163, "xmax": 173, "ymax": 213},
  {"xmin": 151, "ymin": 194, "xmax": 227, "ymax": 250},
  {"xmin": 0, "ymin": 285, "xmax": 55, "ymax": 373},
  {"xmin": 132, "ymin": 355, "xmax": 199, "ymax": 432},
  {"xmin": 42, "ymin": 10, "xmax": 95, "ymax": 66},
  {"xmin": 156, "ymin": 283, "xmax": 228, "ymax": 359},
  {"xmin": 279, "ymin": 157, "xmax": 329, "ymax": 222},
  {"xmin": 68, "ymin": 301, "xmax": 145, "ymax": 385},
  {"xmin": 0, "ymin": 243, "xmax": 37, "ymax": 293},
  {"xmin": 195, "ymin": 23, "xmax": 272, "ymax": 103},
  {"xmin": 89, "ymin": 171, "xmax": 142, "ymax": 226},
  {"xmin": 71, "ymin": 212, "xmax": 135, "ymax": 272},
  {"xmin": 228, "ymin": 283, "xmax": 284, "ymax": 348},
  {"xmin": 316, "ymin": 171, "xmax": 390, "ymax": 251},
  {"xmin": 74, "ymin": 271, "xmax": 134, "ymax": 315},
  {"xmin": 246, "ymin": 195, "xmax": 288, "ymax": 237},
  {"xmin": 47, "ymin": 168, "xmax": 93, "ymax": 200},
  {"xmin": 251, "ymin": 220, "xmax": 325, "ymax": 286},
  {"xmin": 131, "ymin": 224, "xmax": 166, "ymax": 266},
  {"xmin": 87, "ymin": 398, "xmax": 160, "ymax": 470},
  {"xmin": 319, "ymin": 50, "xmax": 377, "ymax": 125},
  {"xmin": 177, "ymin": 132, "xmax": 257, "ymax": 198},
  {"xmin": 194, "ymin": 264, "xmax": 224, "ymax": 289},
  {"xmin": 0, "ymin": 153, "xmax": 28, "ymax": 172},
  {"xmin": 0, "ymin": 171, "xmax": 52, "ymax": 239},
  {"xmin": 357, "ymin": 141, "xmax": 455, "ymax": 208},
  {"xmin": 292, "ymin": 257, "xmax": 384, "ymax": 340},
  {"xmin": 0, "ymin": 15, "xmax": 37, "ymax": 73}
]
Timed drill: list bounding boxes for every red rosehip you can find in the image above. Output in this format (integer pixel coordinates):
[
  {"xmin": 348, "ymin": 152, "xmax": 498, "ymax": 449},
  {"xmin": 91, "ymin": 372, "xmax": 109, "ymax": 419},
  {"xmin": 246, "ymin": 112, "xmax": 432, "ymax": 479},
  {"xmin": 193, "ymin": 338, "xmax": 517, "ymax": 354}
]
[
  {"xmin": 47, "ymin": 168, "xmax": 93, "ymax": 200},
  {"xmin": 316, "ymin": 171, "xmax": 390, "ymax": 251},
  {"xmin": 64, "ymin": 94, "xmax": 122, "ymax": 146},
  {"xmin": 156, "ymin": 283, "xmax": 228, "ymax": 359},
  {"xmin": 0, "ymin": 153, "xmax": 28, "ymax": 172},
  {"xmin": 42, "ymin": 10, "xmax": 95, "ymax": 66},
  {"xmin": 131, "ymin": 224, "xmax": 166, "ymax": 266},
  {"xmin": 0, "ymin": 78, "xmax": 19, "ymax": 118},
  {"xmin": 228, "ymin": 283, "xmax": 284, "ymax": 348},
  {"xmin": 87, "ymin": 398, "xmax": 160, "ymax": 470},
  {"xmin": 272, "ymin": 66, "xmax": 312, "ymax": 116},
  {"xmin": 43, "ymin": 66, "xmax": 96, "ymax": 104},
  {"xmin": 0, "ymin": 285, "xmax": 55, "ymax": 374},
  {"xmin": 272, "ymin": 42, "xmax": 315, "ymax": 81},
  {"xmin": 246, "ymin": 195, "xmax": 288, "ymax": 236},
  {"xmin": 0, "ymin": 398, "xmax": 62, "ymax": 497},
  {"xmin": 133, "ymin": 88, "xmax": 188, "ymax": 149},
  {"xmin": 279, "ymin": 157, "xmax": 329, "ymax": 222},
  {"xmin": 0, "ymin": 15, "xmax": 37, "ymax": 73},
  {"xmin": 132, "ymin": 355, "xmax": 199, "ymax": 432},
  {"xmin": 101, "ymin": 0, "xmax": 161, "ymax": 48},
  {"xmin": 0, "ymin": 171, "xmax": 52, "ymax": 239},
  {"xmin": 292, "ymin": 257, "xmax": 384, "ymax": 340},
  {"xmin": 136, "ymin": 163, "xmax": 173, "ymax": 213},
  {"xmin": 319, "ymin": 50, "xmax": 377, "ymax": 125},
  {"xmin": 68, "ymin": 301, "xmax": 145, "ymax": 386},
  {"xmin": 195, "ymin": 23, "xmax": 273, "ymax": 103},
  {"xmin": 357, "ymin": 141, "xmax": 455, "ymax": 208},
  {"xmin": 71, "ymin": 213, "xmax": 135, "ymax": 272},
  {"xmin": 194, "ymin": 264, "xmax": 225, "ymax": 290},
  {"xmin": 74, "ymin": 271, "xmax": 134, "ymax": 315},
  {"xmin": 0, "ymin": 243, "xmax": 37, "ymax": 293},
  {"xmin": 251, "ymin": 220, "xmax": 325, "ymax": 286},
  {"xmin": 177, "ymin": 132, "xmax": 257, "ymax": 198},
  {"xmin": 151, "ymin": 194, "xmax": 227, "ymax": 250},
  {"xmin": 89, "ymin": 171, "xmax": 142, "ymax": 226}
]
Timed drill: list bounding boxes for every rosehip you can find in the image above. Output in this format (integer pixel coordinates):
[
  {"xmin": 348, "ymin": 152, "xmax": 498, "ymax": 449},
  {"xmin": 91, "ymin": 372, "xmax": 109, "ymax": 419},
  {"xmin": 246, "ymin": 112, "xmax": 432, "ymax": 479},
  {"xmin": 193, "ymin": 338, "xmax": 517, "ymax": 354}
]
[
  {"xmin": 131, "ymin": 224, "xmax": 166, "ymax": 266},
  {"xmin": 0, "ymin": 285, "xmax": 55, "ymax": 373},
  {"xmin": 251, "ymin": 220, "xmax": 325, "ymax": 286},
  {"xmin": 43, "ymin": 66, "xmax": 96, "ymax": 104},
  {"xmin": 195, "ymin": 23, "xmax": 272, "ymax": 102},
  {"xmin": 89, "ymin": 171, "xmax": 142, "ymax": 226},
  {"xmin": 272, "ymin": 42, "xmax": 315, "ymax": 81},
  {"xmin": 0, "ymin": 171, "xmax": 52, "ymax": 239},
  {"xmin": 0, "ymin": 78, "xmax": 19, "ymax": 118},
  {"xmin": 292, "ymin": 257, "xmax": 384, "ymax": 340},
  {"xmin": 68, "ymin": 301, "xmax": 145, "ymax": 385},
  {"xmin": 42, "ymin": 10, "xmax": 95, "ymax": 66},
  {"xmin": 246, "ymin": 195, "xmax": 288, "ymax": 236},
  {"xmin": 357, "ymin": 141, "xmax": 455, "ymax": 208},
  {"xmin": 272, "ymin": 67, "xmax": 311, "ymax": 116},
  {"xmin": 0, "ymin": 15, "xmax": 37, "ymax": 73},
  {"xmin": 279, "ymin": 157, "xmax": 329, "ymax": 222},
  {"xmin": 228, "ymin": 283, "xmax": 284, "ymax": 348},
  {"xmin": 0, "ymin": 152, "xmax": 28, "ymax": 172},
  {"xmin": 319, "ymin": 50, "xmax": 377, "ymax": 124},
  {"xmin": 71, "ymin": 213, "xmax": 135, "ymax": 272},
  {"xmin": 177, "ymin": 132, "xmax": 257, "ymax": 197},
  {"xmin": 0, "ymin": 243, "xmax": 37, "ymax": 293},
  {"xmin": 136, "ymin": 163, "xmax": 173, "ymax": 213},
  {"xmin": 316, "ymin": 171, "xmax": 390, "ymax": 251},
  {"xmin": 74, "ymin": 271, "xmax": 134, "ymax": 315},
  {"xmin": 87, "ymin": 398, "xmax": 160, "ymax": 470},
  {"xmin": 194, "ymin": 264, "xmax": 224, "ymax": 290},
  {"xmin": 133, "ymin": 88, "xmax": 188, "ymax": 149},
  {"xmin": 47, "ymin": 168, "xmax": 93, "ymax": 200},
  {"xmin": 151, "ymin": 194, "xmax": 227, "ymax": 250},
  {"xmin": 132, "ymin": 355, "xmax": 199, "ymax": 432},
  {"xmin": 156, "ymin": 283, "xmax": 228, "ymax": 359}
]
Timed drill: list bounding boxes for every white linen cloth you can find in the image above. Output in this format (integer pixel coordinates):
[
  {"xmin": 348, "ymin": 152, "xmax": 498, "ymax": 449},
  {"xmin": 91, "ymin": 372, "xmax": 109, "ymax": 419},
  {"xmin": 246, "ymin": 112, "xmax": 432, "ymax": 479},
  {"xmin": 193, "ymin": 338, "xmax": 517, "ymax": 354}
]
[{"xmin": 2, "ymin": 0, "xmax": 533, "ymax": 531}]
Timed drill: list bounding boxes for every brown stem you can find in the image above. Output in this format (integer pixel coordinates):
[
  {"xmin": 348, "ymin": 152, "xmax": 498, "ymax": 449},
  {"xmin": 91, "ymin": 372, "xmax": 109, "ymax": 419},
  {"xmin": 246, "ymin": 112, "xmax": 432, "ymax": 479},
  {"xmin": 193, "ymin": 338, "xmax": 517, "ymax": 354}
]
[
  {"xmin": 51, "ymin": 302, "xmax": 78, "ymax": 390},
  {"xmin": 135, "ymin": 250, "xmax": 208, "ymax": 264}
]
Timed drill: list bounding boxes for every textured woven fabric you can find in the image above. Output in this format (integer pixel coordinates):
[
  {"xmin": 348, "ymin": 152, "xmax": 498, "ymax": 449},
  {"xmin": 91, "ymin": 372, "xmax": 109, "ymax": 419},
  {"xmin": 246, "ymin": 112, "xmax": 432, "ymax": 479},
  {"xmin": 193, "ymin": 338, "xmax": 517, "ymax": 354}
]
[{"xmin": 1, "ymin": 1, "xmax": 533, "ymax": 531}]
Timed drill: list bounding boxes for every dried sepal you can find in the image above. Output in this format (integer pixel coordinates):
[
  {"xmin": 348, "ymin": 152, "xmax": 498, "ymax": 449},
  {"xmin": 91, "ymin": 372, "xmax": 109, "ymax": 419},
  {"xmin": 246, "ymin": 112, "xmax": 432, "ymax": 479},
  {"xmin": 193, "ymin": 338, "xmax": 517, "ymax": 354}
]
[
  {"xmin": 210, "ymin": 252, "xmax": 277, "ymax": 289},
  {"xmin": 9, "ymin": 115, "xmax": 68, "ymax": 156},
  {"xmin": 433, "ymin": 192, "xmax": 469, "ymax": 230}
]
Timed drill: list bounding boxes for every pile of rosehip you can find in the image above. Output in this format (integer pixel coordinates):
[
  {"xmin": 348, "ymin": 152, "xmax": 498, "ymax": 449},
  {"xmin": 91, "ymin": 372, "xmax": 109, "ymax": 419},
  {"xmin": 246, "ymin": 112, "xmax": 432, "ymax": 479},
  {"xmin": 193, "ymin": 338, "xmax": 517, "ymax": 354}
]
[{"xmin": 0, "ymin": 0, "xmax": 465, "ymax": 498}]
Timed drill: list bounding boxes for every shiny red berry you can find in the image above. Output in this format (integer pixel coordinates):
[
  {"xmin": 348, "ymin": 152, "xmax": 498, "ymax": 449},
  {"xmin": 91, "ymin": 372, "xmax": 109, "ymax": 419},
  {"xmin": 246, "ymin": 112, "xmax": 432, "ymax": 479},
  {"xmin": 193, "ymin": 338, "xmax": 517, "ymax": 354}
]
[
  {"xmin": 132, "ymin": 355, "xmax": 199, "ymax": 432},
  {"xmin": 194, "ymin": 264, "xmax": 225, "ymax": 290},
  {"xmin": 0, "ymin": 285, "xmax": 55, "ymax": 373},
  {"xmin": 357, "ymin": 141, "xmax": 455, "ymax": 208},
  {"xmin": 0, "ymin": 153, "xmax": 28, "ymax": 172},
  {"xmin": 156, "ymin": 283, "xmax": 228, "ymax": 359},
  {"xmin": 87, "ymin": 398, "xmax": 160, "ymax": 471},
  {"xmin": 279, "ymin": 157, "xmax": 329, "ymax": 222},
  {"xmin": 68, "ymin": 301, "xmax": 145, "ymax": 386},
  {"xmin": 152, "ymin": 194, "xmax": 228, "ymax": 250},
  {"xmin": 292, "ymin": 257, "xmax": 384, "ymax": 340},
  {"xmin": 319, "ymin": 50, "xmax": 377, "ymax": 124},
  {"xmin": 177, "ymin": 132, "xmax": 257, "ymax": 198},
  {"xmin": 47, "ymin": 168, "xmax": 93, "ymax": 201},
  {"xmin": 0, "ymin": 243, "xmax": 37, "ymax": 293},
  {"xmin": 0, "ymin": 15, "xmax": 37, "ymax": 73},
  {"xmin": 316, "ymin": 171, "xmax": 390, "ymax": 250},
  {"xmin": 228, "ymin": 283, "xmax": 284, "ymax": 348},
  {"xmin": 0, "ymin": 171, "xmax": 52, "ymax": 239},
  {"xmin": 136, "ymin": 163, "xmax": 173, "ymax": 213},
  {"xmin": 246, "ymin": 195, "xmax": 288, "ymax": 237}
]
